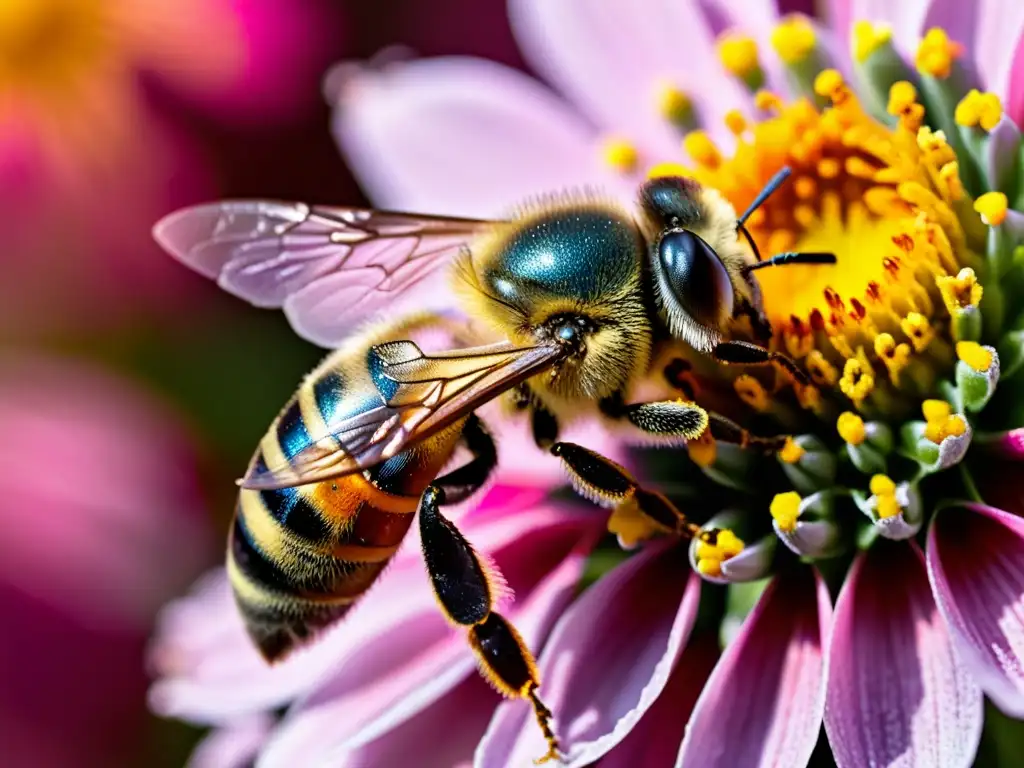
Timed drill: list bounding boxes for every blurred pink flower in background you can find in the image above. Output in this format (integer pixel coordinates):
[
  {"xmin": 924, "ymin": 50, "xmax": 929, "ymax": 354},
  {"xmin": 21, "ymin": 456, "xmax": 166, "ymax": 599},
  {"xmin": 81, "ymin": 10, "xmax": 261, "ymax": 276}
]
[
  {"xmin": 0, "ymin": 0, "xmax": 334, "ymax": 337},
  {"xmin": 0, "ymin": 355, "xmax": 214, "ymax": 767}
]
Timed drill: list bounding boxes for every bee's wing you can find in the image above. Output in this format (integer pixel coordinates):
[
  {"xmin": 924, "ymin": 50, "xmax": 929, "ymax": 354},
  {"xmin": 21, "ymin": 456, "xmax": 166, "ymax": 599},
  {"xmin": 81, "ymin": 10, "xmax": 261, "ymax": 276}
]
[
  {"xmin": 239, "ymin": 340, "xmax": 569, "ymax": 490},
  {"xmin": 153, "ymin": 201, "xmax": 493, "ymax": 347}
]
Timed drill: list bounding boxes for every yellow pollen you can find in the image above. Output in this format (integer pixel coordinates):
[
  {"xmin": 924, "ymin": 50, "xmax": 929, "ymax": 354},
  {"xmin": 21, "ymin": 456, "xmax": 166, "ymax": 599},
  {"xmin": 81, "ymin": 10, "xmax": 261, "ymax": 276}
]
[
  {"xmin": 724, "ymin": 109, "xmax": 748, "ymax": 136},
  {"xmin": 876, "ymin": 494, "xmax": 903, "ymax": 519},
  {"xmin": 694, "ymin": 528, "xmax": 745, "ymax": 576},
  {"xmin": 770, "ymin": 491, "xmax": 802, "ymax": 532},
  {"xmin": 779, "ymin": 437, "xmax": 806, "ymax": 463},
  {"xmin": 956, "ymin": 340, "xmax": 993, "ymax": 372},
  {"xmin": 601, "ymin": 137, "xmax": 639, "ymax": 173},
  {"xmin": 657, "ymin": 83, "xmax": 693, "ymax": 125},
  {"xmin": 901, "ymin": 313, "xmax": 935, "ymax": 352},
  {"xmin": 771, "ymin": 15, "xmax": 816, "ymax": 65},
  {"xmin": 955, "ymin": 89, "xmax": 1003, "ymax": 131},
  {"xmin": 840, "ymin": 357, "xmax": 875, "ymax": 405},
  {"xmin": 852, "ymin": 20, "xmax": 892, "ymax": 63},
  {"xmin": 923, "ymin": 398, "xmax": 968, "ymax": 443},
  {"xmin": 837, "ymin": 411, "xmax": 866, "ymax": 445},
  {"xmin": 687, "ymin": 429, "xmax": 717, "ymax": 468},
  {"xmin": 717, "ymin": 32, "xmax": 761, "ymax": 79},
  {"xmin": 922, "ymin": 399, "xmax": 952, "ymax": 423},
  {"xmin": 734, "ymin": 374, "xmax": 770, "ymax": 411},
  {"xmin": 813, "ymin": 68, "xmax": 846, "ymax": 100},
  {"xmin": 937, "ymin": 267, "xmax": 983, "ymax": 313},
  {"xmin": 647, "ymin": 161, "xmax": 692, "ymax": 179},
  {"xmin": 887, "ymin": 81, "xmax": 918, "ymax": 115},
  {"xmin": 754, "ymin": 90, "xmax": 784, "ymax": 113},
  {"xmin": 945, "ymin": 414, "xmax": 967, "ymax": 437},
  {"xmin": 974, "ymin": 191, "xmax": 1008, "ymax": 226},
  {"xmin": 807, "ymin": 350, "xmax": 839, "ymax": 386},
  {"xmin": 915, "ymin": 27, "xmax": 963, "ymax": 79},
  {"xmin": 683, "ymin": 131, "xmax": 722, "ymax": 168},
  {"xmin": 869, "ymin": 474, "xmax": 897, "ymax": 496},
  {"xmin": 873, "ymin": 333, "xmax": 911, "ymax": 384}
]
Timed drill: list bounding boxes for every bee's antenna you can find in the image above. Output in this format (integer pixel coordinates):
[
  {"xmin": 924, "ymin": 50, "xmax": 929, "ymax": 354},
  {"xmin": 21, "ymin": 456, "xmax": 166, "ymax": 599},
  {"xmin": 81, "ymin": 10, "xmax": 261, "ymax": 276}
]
[
  {"xmin": 743, "ymin": 251, "xmax": 837, "ymax": 273},
  {"xmin": 736, "ymin": 166, "xmax": 792, "ymax": 228}
]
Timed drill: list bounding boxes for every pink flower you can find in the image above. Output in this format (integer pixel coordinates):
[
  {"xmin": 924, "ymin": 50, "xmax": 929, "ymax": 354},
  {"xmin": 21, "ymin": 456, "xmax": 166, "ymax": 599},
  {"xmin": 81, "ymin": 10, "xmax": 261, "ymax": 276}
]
[
  {"xmin": 0, "ymin": 0, "xmax": 334, "ymax": 336},
  {"xmin": 0, "ymin": 355, "xmax": 213, "ymax": 766},
  {"xmin": 316, "ymin": 0, "xmax": 1024, "ymax": 765}
]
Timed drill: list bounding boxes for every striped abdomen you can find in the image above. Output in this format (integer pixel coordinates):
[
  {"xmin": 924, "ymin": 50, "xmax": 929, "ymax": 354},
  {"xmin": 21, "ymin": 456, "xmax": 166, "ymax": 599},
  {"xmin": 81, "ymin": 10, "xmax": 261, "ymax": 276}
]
[{"xmin": 228, "ymin": 346, "xmax": 460, "ymax": 661}]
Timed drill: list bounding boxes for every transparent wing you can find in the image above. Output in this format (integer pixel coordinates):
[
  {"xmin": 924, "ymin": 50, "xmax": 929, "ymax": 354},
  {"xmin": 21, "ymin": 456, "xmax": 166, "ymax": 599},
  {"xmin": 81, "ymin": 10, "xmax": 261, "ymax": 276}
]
[
  {"xmin": 239, "ymin": 340, "xmax": 569, "ymax": 490},
  {"xmin": 153, "ymin": 200, "xmax": 492, "ymax": 347}
]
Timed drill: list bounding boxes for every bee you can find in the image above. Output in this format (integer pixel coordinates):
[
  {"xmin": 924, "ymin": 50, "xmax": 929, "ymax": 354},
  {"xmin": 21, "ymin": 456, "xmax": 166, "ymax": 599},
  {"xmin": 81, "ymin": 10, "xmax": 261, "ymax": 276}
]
[{"xmin": 153, "ymin": 167, "xmax": 833, "ymax": 762}]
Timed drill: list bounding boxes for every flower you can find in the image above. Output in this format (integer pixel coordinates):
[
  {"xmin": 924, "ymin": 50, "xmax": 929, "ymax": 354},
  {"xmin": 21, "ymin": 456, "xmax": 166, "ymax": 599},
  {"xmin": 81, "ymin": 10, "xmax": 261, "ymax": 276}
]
[
  {"xmin": 0, "ymin": 355, "xmax": 213, "ymax": 766},
  {"xmin": 0, "ymin": 0, "xmax": 333, "ymax": 336}
]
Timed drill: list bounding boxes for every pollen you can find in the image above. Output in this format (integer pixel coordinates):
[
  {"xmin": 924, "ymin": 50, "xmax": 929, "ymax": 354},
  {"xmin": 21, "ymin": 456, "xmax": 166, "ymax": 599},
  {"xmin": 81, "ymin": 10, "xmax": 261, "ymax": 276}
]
[
  {"xmin": 922, "ymin": 399, "xmax": 952, "ymax": 423},
  {"xmin": 937, "ymin": 268, "xmax": 983, "ymax": 313},
  {"xmin": 915, "ymin": 27, "xmax": 963, "ymax": 79},
  {"xmin": 869, "ymin": 474, "xmax": 902, "ymax": 519},
  {"xmin": 656, "ymin": 83, "xmax": 693, "ymax": 127},
  {"xmin": 683, "ymin": 131, "xmax": 722, "ymax": 169},
  {"xmin": 601, "ymin": 137, "xmax": 639, "ymax": 173},
  {"xmin": 887, "ymin": 81, "xmax": 925, "ymax": 131},
  {"xmin": 974, "ymin": 191, "xmax": 1008, "ymax": 226},
  {"xmin": 771, "ymin": 15, "xmax": 816, "ymax": 65},
  {"xmin": 955, "ymin": 90, "xmax": 1003, "ymax": 132},
  {"xmin": 956, "ymin": 341, "xmax": 994, "ymax": 372},
  {"xmin": 837, "ymin": 411, "xmax": 866, "ymax": 445},
  {"xmin": 852, "ymin": 20, "xmax": 892, "ymax": 63},
  {"xmin": 869, "ymin": 474, "xmax": 896, "ymax": 496},
  {"xmin": 770, "ymin": 491, "xmax": 802, "ymax": 532},
  {"xmin": 779, "ymin": 437, "xmax": 805, "ymax": 463},
  {"xmin": 840, "ymin": 357, "xmax": 875, "ymax": 405},
  {"xmin": 717, "ymin": 32, "xmax": 762, "ymax": 84},
  {"xmin": 813, "ymin": 68, "xmax": 846, "ymax": 100},
  {"xmin": 874, "ymin": 333, "xmax": 911, "ymax": 384},
  {"xmin": 754, "ymin": 90, "xmax": 784, "ymax": 114},
  {"xmin": 807, "ymin": 350, "xmax": 839, "ymax": 386},
  {"xmin": 687, "ymin": 429, "xmax": 717, "ymax": 468},
  {"xmin": 923, "ymin": 399, "xmax": 968, "ymax": 443},
  {"xmin": 724, "ymin": 109, "xmax": 748, "ymax": 136},
  {"xmin": 876, "ymin": 494, "xmax": 903, "ymax": 519},
  {"xmin": 734, "ymin": 375, "xmax": 770, "ymax": 411},
  {"xmin": 694, "ymin": 528, "xmax": 745, "ymax": 577}
]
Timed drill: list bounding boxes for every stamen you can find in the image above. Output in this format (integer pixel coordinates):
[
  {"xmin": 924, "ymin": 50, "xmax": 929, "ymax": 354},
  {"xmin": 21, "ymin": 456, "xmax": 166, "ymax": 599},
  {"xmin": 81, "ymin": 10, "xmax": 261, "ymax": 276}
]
[
  {"xmin": 851, "ymin": 20, "xmax": 892, "ymax": 63},
  {"xmin": 779, "ymin": 437, "xmax": 806, "ymax": 463},
  {"xmin": 954, "ymin": 90, "xmax": 1003, "ymax": 132},
  {"xmin": 937, "ymin": 268, "xmax": 983, "ymax": 314},
  {"xmin": 717, "ymin": 32, "xmax": 764, "ymax": 90},
  {"xmin": 770, "ymin": 15, "xmax": 816, "ymax": 65},
  {"xmin": 974, "ymin": 191, "xmax": 1008, "ymax": 226},
  {"xmin": 807, "ymin": 350, "xmax": 839, "ymax": 386},
  {"xmin": 693, "ymin": 528, "xmax": 745, "ymax": 577},
  {"xmin": 956, "ymin": 341, "xmax": 993, "ymax": 373},
  {"xmin": 837, "ymin": 411, "xmax": 866, "ymax": 445},
  {"xmin": 601, "ymin": 137, "xmax": 639, "ymax": 173},
  {"xmin": 886, "ymin": 81, "xmax": 925, "ymax": 131},
  {"xmin": 839, "ymin": 356, "xmax": 875, "ymax": 405},
  {"xmin": 915, "ymin": 28, "xmax": 963, "ymax": 79},
  {"xmin": 769, "ymin": 491, "xmax": 802, "ymax": 532},
  {"xmin": 683, "ymin": 130, "xmax": 722, "ymax": 169},
  {"xmin": 873, "ymin": 333, "xmax": 911, "ymax": 384},
  {"xmin": 922, "ymin": 399, "xmax": 967, "ymax": 444},
  {"xmin": 656, "ymin": 83, "xmax": 694, "ymax": 128},
  {"xmin": 734, "ymin": 375, "xmax": 770, "ymax": 411},
  {"xmin": 754, "ymin": 90, "xmax": 784, "ymax": 114},
  {"xmin": 724, "ymin": 109, "xmax": 747, "ymax": 136}
]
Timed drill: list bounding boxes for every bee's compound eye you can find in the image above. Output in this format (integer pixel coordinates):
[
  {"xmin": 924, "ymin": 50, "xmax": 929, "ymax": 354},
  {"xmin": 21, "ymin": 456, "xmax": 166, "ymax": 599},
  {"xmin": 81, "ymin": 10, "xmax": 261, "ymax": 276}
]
[{"xmin": 657, "ymin": 229, "xmax": 734, "ymax": 328}]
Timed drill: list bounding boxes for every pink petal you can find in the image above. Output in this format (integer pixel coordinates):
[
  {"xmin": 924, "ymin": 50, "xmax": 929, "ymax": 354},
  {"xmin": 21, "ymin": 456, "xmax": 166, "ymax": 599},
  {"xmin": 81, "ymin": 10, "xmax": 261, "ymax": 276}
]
[
  {"xmin": 825, "ymin": 542, "xmax": 983, "ymax": 768},
  {"xmin": 508, "ymin": 0, "xmax": 749, "ymax": 160},
  {"xmin": 928, "ymin": 503, "xmax": 1024, "ymax": 717},
  {"xmin": 257, "ymin": 506, "xmax": 599, "ymax": 764},
  {"xmin": 477, "ymin": 544, "xmax": 702, "ymax": 768},
  {"xmin": 1006, "ymin": 31, "xmax": 1024, "ymax": 128},
  {"xmin": 329, "ymin": 56, "xmax": 617, "ymax": 217},
  {"xmin": 677, "ymin": 566, "xmax": 831, "ymax": 768},
  {"xmin": 187, "ymin": 715, "xmax": 272, "ymax": 768},
  {"xmin": 600, "ymin": 632, "xmax": 720, "ymax": 768},
  {"xmin": 983, "ymin": 428, "xmax": 1024, "ymax": 460},
  {"xmin": 972, "ymin": 0, "xmax": 1024, "ymax": 99}
]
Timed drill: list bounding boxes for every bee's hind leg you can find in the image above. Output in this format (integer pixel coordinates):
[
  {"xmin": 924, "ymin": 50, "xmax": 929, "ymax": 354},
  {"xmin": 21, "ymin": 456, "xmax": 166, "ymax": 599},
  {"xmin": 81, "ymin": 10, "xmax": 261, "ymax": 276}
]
[
  {"xmin": 417, "ymin": 484, "xmax": 562, "ymax": 765},
  {"xmin": 433, "ymin": 413, "xmax": 497, "ymax": 505}
]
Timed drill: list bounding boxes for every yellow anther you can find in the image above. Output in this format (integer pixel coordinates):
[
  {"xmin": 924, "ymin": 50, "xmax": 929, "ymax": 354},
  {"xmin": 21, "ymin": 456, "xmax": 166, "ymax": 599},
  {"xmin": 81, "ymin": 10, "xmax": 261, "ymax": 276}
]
[
  {"xmin": 876, "ymin": 494, "xmax": 903, "ymax": 519},
  {"xmin": 869, "ymin": 474, "xmax": 897, "ymax": 496},
  {"xmin": 840, "ymin": 357, "xmax": 875, "ymax": 405},
  {"xmin": 770, "ymin": 491, "xmax": 802, "ymax": 532},
  {"xmin": 683, "ymin": 130, "xmax": 722, "ymax": 168},
  {"xmin": 915, "ymin": 27, "xmax": 963, "ymax": 79},
  {"xmin": 974, "ymin": 191, "xmax": 1008, "ymax": 226},
  {"xmin": 601, "ymin": 137, "xmax": 639, "ymax": 173},
  {"xmin": 694, "ymin": 528, "xmax": 745, "ymax": 577},
  {"xmin": 717, "ymin": 32, "xmax": 761, "ymax": 80},
  {"xmin": 807, "ymin": 350, "xmax": 839, "ymax": 386},
  {"xmin": 924, "ymin": 420, "xmax": 947, "ymax": 444},
  {"xmin": 657, "ymin": 83, "xmax": 693, "ymax": 126},
  {"xmin": 938, "ymin": 267, "xmax": 983, "ymax": 313},
  {"xmin": 607, "ymin": 502, "xmax": 661, "ymax": 549},
  {"xmin": 837, "ymin": 411, "xmax": 866, "ymax": 445},
  {"xmin": 724, "ymin": 109, "xmax": 748, "ymax": 136},
  {"xmin": 944, "ymin": 413, "xmax": 967, "ymax": 437},
  {"xmin": 715, "ymin": 529, "xmax": 745, "ymax": 557},
  {"xmin": 887, "ymin": 81, "xmax": 918, "ymax": 116},
  {"xmin": 696, "ymin": 558, "xmax": 723, "ymax": 577},
  {"xmin": 901, "ymin": 312, "xmax": 935, "ymax": 352},
  {"xmin": 938, "ymin": 161, "xmax": 965, "ymax": 201},
  {"xmin": 956, "ymin": 340, "xmax": 994, "ymax": 372},
  {"xmin": 954, "ymin": 89, "xmax": 1003, "ymax": 131},
  {"xmin": 813, "ymin": 68, "xmax": 845, "ymax": 99},
  {"xmin": 754, "ymin": 90, "xmax": 783, "ymax": 113},
  {"xmin": 734, "ymin": 374, "xmax": 770, "ymax": 411},
  {"xmin": 687, "ymin": 429, "xmax": 717, "ymax": 468},
  {"xmin": 852, "ymin": 20, "xmax": 892, "ymax": 63},
  {"xmin": 647, "ymin": 161, "xmax": 693, "ymax": 179},
  {"xmin": 922, "ymin": 399, "xmax": 952, "ymax": 423},
  {"xmin": 779, "ymin": 436, "xmax": 806, "ymax": 464},
  {"xmin": 771, "ymin": 14, "xmax": 816, "ymax": 65},
  {"xmin": 874, "ymin": 332, "xmax": 911, "ymax": 383}
]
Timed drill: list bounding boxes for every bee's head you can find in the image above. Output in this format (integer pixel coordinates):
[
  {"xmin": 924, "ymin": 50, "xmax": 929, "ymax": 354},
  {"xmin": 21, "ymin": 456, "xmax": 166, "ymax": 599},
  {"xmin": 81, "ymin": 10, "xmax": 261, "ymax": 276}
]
[{"xmin": 455, "ymin": 198, "xmax": 652, "ymax": 403}]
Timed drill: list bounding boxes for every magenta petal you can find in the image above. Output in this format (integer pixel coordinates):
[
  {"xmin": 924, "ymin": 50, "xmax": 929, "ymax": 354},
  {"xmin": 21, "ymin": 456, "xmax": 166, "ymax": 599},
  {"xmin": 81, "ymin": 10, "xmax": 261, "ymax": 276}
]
[
  {"xmin": 1008, "ymin": 28, "xmax": 1024, "ymax": 126},
  {"xmin": 477, "ymin": 545, "xmax": 702, "ymax": 768},
  {"xmin": 825, "ymin": 542, "xmax": 983, "ymax": 768},
  {"xmin": 187, "ymin": 715, "xmax": 271, "ymax": 768},
  {"xmin": 971, "ymin": 0, "xmax": 1024, "ymax": 98},
  {"xmin": 928, "ymin": 503, "xmax": 1024, "ymax": 717},
  {"xmin": 677, "ymin": 566, "xmax": 831, "ymax": 768}
]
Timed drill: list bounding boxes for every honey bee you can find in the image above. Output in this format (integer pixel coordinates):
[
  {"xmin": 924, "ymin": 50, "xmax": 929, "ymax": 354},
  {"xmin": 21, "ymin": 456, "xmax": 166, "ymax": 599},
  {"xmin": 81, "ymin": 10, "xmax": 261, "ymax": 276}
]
[{"xmin": 153, "ymin": 167, "xmax": 833, "ymax": 762}]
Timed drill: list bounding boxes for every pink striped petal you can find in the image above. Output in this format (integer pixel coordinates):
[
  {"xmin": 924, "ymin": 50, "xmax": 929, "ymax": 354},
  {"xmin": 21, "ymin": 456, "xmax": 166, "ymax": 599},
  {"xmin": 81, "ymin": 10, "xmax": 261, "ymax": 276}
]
[
  {"xmin": 258, "ymin": 508, "xmax": 599, "ymax": 765},
  {"xmin": 825, "ymin": 542, "xmax": 983, "ymax": 768},
  {"xmin": 187, "ymin": 715, "xmax": 272, "ymax": 768},
  {"xmin": 677, "ymin": 566, "xmax": 831, "ymax": 768},
  {"xmin": 972, "ymin": 0, "xmax": 1024, "ymax": 98},
  {"xmin": 329, "ymin": 56, "xmax": 616, "ymax": 217},
  {"xmin": 508, "ymin": 0, "xmax": 749, "ymax": 161},
  {"xmin": 600, "ymin": 632, "xmax": 719, "ymax": 768},
  {"xmin": 477, "ymin": 544, "xmax": 702, "ymax": 768},
  {"xmin": 1008, "ymin": 31, "xmax": 1024, "ymax": 128},
  {"xmin": 928, "ymin": 503, "xmax": 1024, "ymax": 717}
]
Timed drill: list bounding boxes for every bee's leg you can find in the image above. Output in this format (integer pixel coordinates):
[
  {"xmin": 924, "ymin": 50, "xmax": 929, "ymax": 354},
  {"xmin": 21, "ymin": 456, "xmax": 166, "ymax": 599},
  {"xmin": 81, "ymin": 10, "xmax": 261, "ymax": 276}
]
[
  {"xmin": 417, "ymin": 486, "xmax": 561, "ymax": 764},
  {"xmin": 549, "ymin": 441, "xmax": 716, "ymax": 544},
  {"xmin": 531, "ymin": 404, "xmax": 560, "ymax": 450},
  {"xmin": 433, "ymin": 414, "xmax": 497, "ymax": 505},
  {"xmin": 712, "ymin": 340, "xmax": 810, "ymax": 386}
]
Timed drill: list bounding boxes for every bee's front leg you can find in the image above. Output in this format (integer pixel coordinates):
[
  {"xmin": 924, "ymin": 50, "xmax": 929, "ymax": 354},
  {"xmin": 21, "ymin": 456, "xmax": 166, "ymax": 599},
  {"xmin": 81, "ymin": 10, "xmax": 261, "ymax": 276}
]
[{"xmin": 433, "ymin": 413, "xmax": 497, "ymax": 505}]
